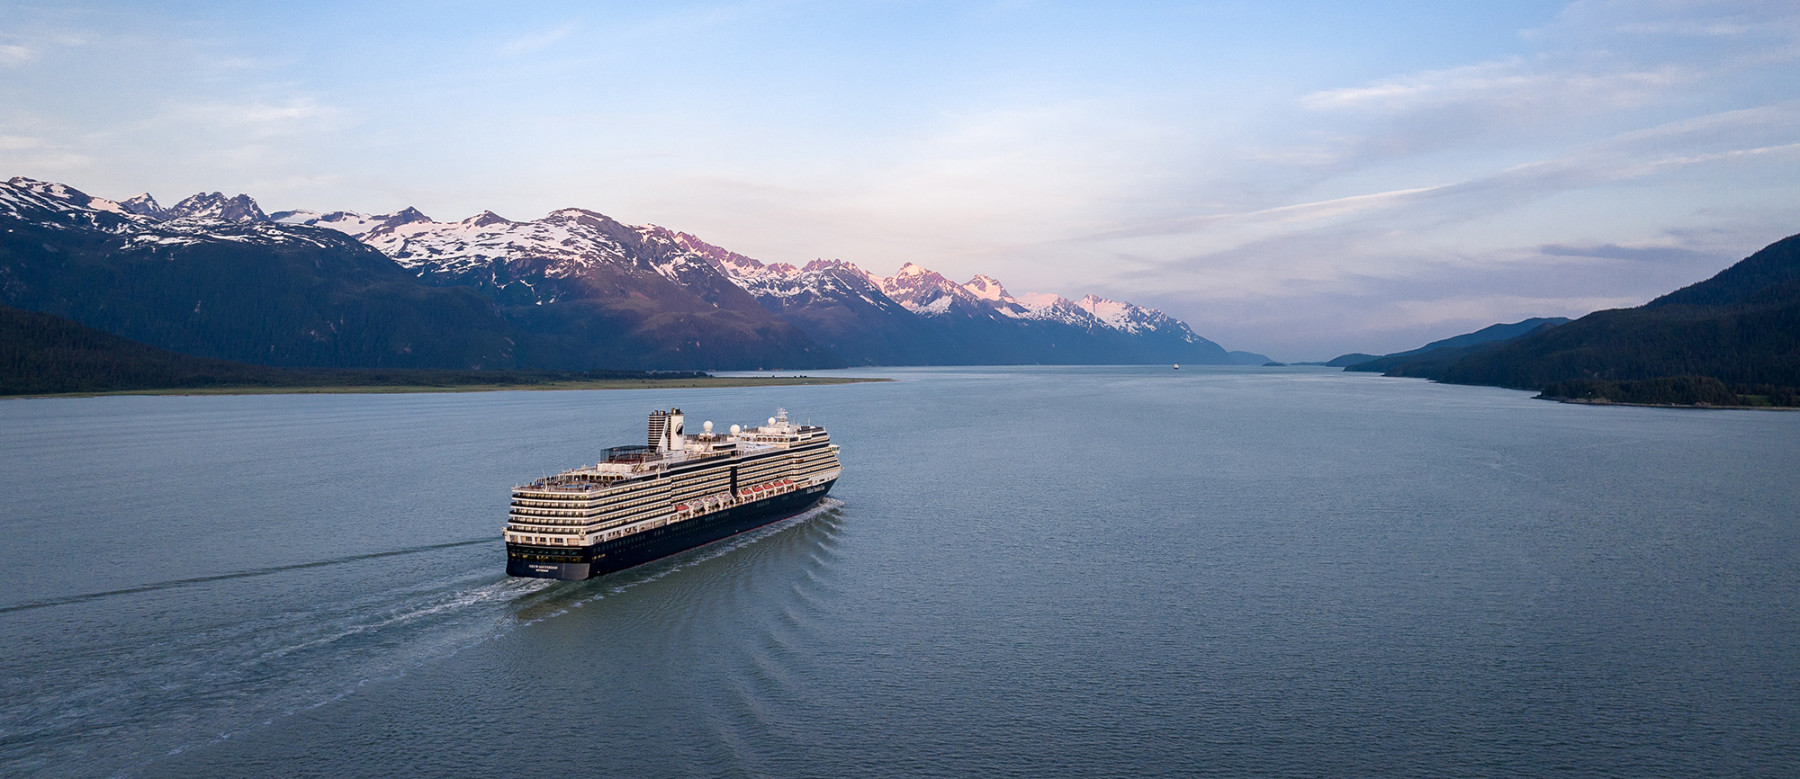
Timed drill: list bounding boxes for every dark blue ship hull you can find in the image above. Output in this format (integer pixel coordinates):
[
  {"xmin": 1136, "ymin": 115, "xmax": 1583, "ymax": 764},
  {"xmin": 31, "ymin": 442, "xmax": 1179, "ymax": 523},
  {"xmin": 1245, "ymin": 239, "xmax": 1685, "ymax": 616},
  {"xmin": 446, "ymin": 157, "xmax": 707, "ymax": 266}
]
[{"xmin": 505, "ymin": 479, "xmax": 836, "ymax": 580}]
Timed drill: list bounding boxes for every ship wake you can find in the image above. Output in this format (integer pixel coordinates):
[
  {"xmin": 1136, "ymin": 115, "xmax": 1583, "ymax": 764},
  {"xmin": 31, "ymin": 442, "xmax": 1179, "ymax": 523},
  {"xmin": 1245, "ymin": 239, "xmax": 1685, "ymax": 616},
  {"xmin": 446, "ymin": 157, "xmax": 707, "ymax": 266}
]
[{"xmin": 0, "ymin": 500, "xmax": 847, "ymax": 778}]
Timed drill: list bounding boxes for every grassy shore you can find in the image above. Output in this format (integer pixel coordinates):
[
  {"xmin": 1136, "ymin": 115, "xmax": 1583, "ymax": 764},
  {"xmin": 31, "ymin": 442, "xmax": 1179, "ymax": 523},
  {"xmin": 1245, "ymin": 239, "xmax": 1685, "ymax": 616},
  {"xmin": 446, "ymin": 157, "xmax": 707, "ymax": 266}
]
[{"xmin": 11, "ymin": 375, "xmax": 887, "ymax": 399}]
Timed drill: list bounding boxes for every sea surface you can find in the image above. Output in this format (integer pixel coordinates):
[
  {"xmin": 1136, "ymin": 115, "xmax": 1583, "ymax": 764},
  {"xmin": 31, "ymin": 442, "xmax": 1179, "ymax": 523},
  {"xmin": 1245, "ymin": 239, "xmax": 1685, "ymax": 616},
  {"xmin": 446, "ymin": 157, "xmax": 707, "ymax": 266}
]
[{"xmin": 1, "ymin": 366, "xmax": 1797, "ymax": 778}]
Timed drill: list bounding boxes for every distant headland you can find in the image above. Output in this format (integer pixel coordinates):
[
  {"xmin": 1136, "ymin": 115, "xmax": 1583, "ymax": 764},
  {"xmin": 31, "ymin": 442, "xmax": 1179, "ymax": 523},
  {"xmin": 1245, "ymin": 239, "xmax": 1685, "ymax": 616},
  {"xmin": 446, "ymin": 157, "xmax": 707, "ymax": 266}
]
[{"xmin": 1326, "ymin": 231, "xmax": 1800, "ymax": 408}]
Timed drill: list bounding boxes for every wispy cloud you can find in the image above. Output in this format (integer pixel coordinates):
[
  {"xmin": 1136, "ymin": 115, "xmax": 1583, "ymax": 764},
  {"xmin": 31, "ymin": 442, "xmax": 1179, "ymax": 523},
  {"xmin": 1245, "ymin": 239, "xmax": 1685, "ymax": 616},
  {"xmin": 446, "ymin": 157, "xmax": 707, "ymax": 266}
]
[
  {"xmin": 1537, "ymin": 242, "xmax": 1712, "ymax": 263},
  {"xmin": 1299, "ymin": 58, "xmax": 1687, "ymax": 114},
  {"xmin": 1080, "ymin": 185, "xmax": 1442, "ymax": 243},
  {"xmin": 1098, "ymin": 130, "xmax": 1796, "ymax": 283},
  {"xmin": 163, "ymin": 97, "xmax": 344, "ymax": 137},
  {"xmin": 0, "ymin": 131, "xmax": 93, "ymax": 171},
  {"xmin": 0, "ymin": 133, "xmax": 48, "ymax": 151},
  {"xmin": 1387, "ymin": 294, "xmax": 1643, "ymax": 326},
  {"xmin": 500, "ymin": 23, "xmax": 577, "ymax": 55},
  {"xmin": 0, "ymin": 43, "xmax": 32, "ymax": 65}
]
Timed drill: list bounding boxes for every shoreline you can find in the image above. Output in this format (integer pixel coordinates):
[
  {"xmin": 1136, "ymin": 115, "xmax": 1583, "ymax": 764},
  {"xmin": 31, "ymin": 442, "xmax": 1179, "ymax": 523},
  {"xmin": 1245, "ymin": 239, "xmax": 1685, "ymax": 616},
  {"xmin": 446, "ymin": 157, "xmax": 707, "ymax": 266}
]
[
  {"xmin": 4, "ymin": 375, "xmax": 888, "ymax": 400},
  {"xmin": 1544, "ymin": 396, "xmax": 1799, "ymax": 411}
]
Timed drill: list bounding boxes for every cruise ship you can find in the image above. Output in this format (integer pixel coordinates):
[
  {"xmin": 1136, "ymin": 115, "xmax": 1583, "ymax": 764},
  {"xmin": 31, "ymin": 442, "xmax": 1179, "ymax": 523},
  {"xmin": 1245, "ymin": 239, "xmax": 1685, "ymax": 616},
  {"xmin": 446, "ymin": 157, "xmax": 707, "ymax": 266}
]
[{"xmin": 504, "ymin": 408, "xmax": 842, "ymax": 580}]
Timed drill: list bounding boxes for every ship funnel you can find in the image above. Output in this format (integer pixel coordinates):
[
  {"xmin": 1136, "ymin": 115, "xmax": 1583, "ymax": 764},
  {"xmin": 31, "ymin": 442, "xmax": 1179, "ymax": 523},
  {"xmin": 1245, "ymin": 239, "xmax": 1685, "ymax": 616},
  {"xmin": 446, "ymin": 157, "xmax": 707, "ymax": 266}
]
[
  {"xmin": 649, "ymin": 408, "xmax": 686, "ymax": 451},
  {"xmin": 647, "ymin": 410, "xmax": 668, "ymax": 449}
]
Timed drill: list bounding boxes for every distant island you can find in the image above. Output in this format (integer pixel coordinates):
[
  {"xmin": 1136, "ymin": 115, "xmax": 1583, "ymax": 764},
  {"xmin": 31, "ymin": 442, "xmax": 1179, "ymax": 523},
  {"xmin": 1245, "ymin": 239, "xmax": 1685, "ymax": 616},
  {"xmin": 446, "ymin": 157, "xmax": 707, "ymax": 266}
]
[{"xmin": 1328, "ymin": 233, "xmax": 1800, "ymax": 408}]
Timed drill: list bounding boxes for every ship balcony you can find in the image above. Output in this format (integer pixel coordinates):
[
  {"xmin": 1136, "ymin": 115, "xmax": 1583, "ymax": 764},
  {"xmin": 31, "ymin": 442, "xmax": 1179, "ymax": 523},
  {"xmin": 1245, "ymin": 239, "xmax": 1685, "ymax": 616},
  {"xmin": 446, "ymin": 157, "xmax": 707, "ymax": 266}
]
[
  {"xmin": 507, "ymin": 518, "xmax": 587, "ymax": 527},
  {"xmin": 508, "ymin": 507, "xmax": 596, "ymax": 518},
  {"xmin": 506, "ymin": 530, "xmax": 589, "ymax": 546},
  {"xmin": 514, "ymin": 485, "xmax": 602, "ymax": 496}
]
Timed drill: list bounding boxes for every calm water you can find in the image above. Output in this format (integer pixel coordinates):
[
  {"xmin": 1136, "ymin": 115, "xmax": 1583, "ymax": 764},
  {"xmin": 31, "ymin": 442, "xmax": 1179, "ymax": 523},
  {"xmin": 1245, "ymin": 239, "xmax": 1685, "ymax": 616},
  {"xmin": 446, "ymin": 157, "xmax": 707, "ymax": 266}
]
[{"xmin": 2, "ymin": 366, "xmax": 1797, "ymax": 777}]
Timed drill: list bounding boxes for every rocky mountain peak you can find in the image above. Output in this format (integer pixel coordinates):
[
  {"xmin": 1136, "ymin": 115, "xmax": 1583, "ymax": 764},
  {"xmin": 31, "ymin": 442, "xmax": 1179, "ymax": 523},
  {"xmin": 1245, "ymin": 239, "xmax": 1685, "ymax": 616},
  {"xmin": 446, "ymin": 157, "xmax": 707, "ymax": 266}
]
[
  {"xmin": 794, "ymin": 259, "xmax": 882, "ymax": 289},
  {"xmin": 802, "ymin": 258, "xmax": 862, "ymax": 274},
  {"xmin": 462, "ymin": 210, "xmax": 513, "ymax": 228},
  {"xmin": 167, "ymin": 192, "xmax": 267, "ymax": 223},
  {"xmin": 962, "ymin": 274, "xmax": 1012, "ymax": 302},
  {"xmin": 1074, "ymin": 294, "xmax": 1188, "ymax": 336},
  {"xmin": 388, "ymin": 206, "xmax": 432, "ymax": 225},
  {"xmin": 879, "ymin": 263, "xmax": 981, "ymax": 315},
  {"xmin": 546, "ymin": 208, "xmax": 623, "ymax": 230},
  {"xmin": 120, "ymin": 193, "xmax": 164, "ymax": 218}
]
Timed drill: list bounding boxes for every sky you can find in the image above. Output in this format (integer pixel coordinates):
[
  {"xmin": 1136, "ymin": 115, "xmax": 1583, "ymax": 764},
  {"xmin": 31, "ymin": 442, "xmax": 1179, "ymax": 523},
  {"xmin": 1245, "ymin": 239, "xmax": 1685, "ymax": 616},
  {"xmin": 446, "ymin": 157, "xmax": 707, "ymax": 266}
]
[{"xmin": 2, "ymin": 0, "xmax": 1797, "ymax": 359}]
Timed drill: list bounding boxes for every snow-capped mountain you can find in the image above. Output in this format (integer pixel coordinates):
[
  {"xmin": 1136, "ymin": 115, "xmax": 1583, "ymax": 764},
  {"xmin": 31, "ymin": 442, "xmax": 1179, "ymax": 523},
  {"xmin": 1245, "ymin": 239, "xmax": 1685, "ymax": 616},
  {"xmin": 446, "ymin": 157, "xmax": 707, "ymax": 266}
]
[
  {"xmin": 1014, "ymin": 292, "xmax": 1098, "ymax": 325},
  {"xmin": 264, "ymin": 202, "xmax": 827, "ymax": 365},
  {"xmin": 1, "ymin": 176, "xmax": 143, "ymax": 232},
  {"xmin": 296, "ymin": 208, "xmax": 780, "ymax": 327},
  {"xmin": 3, "ymin": 175, "xmax": 1255, "ymax": 368},
  {"xmin": 282, "ymin": 194, "xmax": 1235, "ymax": 363},
  {"xmin": 164, "ymin": 192, "xmax": 268, "ymax": 222},
  {"xmin": 873, "ymin": 263, "xmax": 985, "ymax": 316},
  {"xmin": 286, "ymin": 206, "xmax": 710, "ymax": 288},
  {"xmin": 119, "ymin": 193, "xmax": 165, "ymax": 218},
  {"xmin": 0, "ymin": 177, "xmax": 523, "ymax": 369},
  {"xmin": 663, "ymin": 242, "xmax": 1232, "ymax": 362},
  {"xmin": 957, "ymin": 275, "xmax": 1092, "ymax": 323},
  {"xmin": 0, "ymin": 177, "xmax": 357, "ymax": 253},
  {"xmin": 106, "ymin": 190, "xmax": 268, "ymax": 223},
  {"xmin": 1075, "ymin": 295, "xmax": 1175, "ymax": 335},
  {"xmin": 964, "ymin": 275, "xmax": 1022, "ymax": 307}
]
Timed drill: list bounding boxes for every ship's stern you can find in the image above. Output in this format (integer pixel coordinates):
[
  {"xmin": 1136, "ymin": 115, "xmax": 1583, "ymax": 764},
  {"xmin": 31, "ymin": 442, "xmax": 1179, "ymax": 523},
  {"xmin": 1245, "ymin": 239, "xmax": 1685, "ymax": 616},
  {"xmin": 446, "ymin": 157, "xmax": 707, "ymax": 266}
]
[{"xmin": 505, "ymin": 546, "xmax": 592, "ymax": 580}]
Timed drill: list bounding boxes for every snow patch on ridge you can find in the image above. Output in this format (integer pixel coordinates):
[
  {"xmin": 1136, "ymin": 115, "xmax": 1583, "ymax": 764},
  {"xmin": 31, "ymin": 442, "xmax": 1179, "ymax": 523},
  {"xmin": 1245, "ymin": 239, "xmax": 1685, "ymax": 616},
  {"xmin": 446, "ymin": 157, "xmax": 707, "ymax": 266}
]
[
  {"xmin": 2, "ymin": 177, "xmax": 154, "ymax": 233},
  {"xmin": 345, "ymin": 207, "xmax": 721, "ymax": 288},
  {"xmin": 271, "ymin": 207, "xmax": 431, "ymax": 239}
]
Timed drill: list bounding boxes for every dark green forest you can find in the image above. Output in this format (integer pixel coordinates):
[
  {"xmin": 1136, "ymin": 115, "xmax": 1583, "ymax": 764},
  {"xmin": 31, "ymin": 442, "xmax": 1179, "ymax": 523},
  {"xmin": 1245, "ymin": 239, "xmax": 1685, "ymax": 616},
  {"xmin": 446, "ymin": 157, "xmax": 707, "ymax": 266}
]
[
  {"xmin": 1537, "ymin": 376, "xmax": 1800, "ymax": 407},
  {"xmin": 0, "ymin": 305, "xmax": 701, "ymax": 396}
]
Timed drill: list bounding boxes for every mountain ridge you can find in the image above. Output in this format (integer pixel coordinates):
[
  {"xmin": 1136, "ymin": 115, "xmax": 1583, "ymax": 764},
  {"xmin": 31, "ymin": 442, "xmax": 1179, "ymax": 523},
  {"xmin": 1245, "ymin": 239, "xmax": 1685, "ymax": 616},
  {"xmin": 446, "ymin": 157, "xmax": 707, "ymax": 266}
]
[
  {"xmin": 1336, "ymin": 317, "xmax": 1571, "ymax": 374},
  {"xmin": 1353, "ymin": 233, "xmax": 1800, "ymax": 401},
  {"xmin": 2, "ymin": 176, "xmax": 1256, "ymax": 369},
  {"xmin": 211, "ymin": 182, "xmax": 1226, "ymax": 349}
]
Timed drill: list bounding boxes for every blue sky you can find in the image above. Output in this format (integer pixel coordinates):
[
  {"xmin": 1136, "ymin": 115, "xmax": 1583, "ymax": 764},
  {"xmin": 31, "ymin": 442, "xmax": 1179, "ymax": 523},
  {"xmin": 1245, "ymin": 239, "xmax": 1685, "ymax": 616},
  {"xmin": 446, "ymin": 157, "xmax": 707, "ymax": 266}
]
[{"xmin": 3, "ymin": 0, "xmax": 1797, "ymax": 358}]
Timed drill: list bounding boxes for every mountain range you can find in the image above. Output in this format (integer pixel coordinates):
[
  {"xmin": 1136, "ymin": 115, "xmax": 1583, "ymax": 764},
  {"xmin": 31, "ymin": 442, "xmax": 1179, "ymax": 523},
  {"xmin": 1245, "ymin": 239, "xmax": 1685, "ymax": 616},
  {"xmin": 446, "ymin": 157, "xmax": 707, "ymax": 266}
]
[{"xmin": 0, "ymin": 176, "xmax": 1262, "ymax": 371}]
